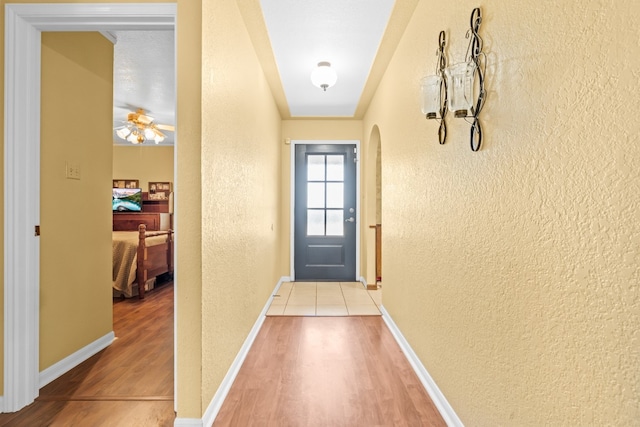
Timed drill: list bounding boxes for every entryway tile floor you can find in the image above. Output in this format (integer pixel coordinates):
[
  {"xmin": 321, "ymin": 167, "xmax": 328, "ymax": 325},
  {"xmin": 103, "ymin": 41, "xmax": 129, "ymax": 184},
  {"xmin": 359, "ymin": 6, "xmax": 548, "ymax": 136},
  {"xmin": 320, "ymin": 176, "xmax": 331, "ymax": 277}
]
[{"xmin": 267, "ymin": 282, "xmax": 382, "ymax": 316}]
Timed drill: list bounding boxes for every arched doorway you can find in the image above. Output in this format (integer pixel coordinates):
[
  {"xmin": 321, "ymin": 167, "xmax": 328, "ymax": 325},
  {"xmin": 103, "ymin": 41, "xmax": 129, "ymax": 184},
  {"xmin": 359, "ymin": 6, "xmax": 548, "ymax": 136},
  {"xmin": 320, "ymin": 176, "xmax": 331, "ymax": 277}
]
[{"xmin": 365, "ymin": 126, "xmax": 382, "ymax": 289}]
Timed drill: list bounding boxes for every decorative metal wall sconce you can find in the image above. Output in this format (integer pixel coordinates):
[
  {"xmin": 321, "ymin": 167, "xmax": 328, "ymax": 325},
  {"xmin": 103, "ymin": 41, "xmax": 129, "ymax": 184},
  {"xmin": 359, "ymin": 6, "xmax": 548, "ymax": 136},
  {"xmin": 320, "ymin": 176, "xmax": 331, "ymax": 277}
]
[
  {"xmin": 421, "ymin": 31, "xmax": 448, "ymax": 144},
  {"xmin": 444, "ymin": 7, "xmax": 486, "ymax": 151}
]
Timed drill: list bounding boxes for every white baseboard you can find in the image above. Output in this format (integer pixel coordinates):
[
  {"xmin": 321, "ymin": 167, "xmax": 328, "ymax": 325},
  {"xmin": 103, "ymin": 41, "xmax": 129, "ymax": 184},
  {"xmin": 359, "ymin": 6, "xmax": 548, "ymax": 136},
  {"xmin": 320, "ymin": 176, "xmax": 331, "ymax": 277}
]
[
  {"xmin": 39, "ymin": 331, "xmax": 115, "ymax": 389},
  {"xmin": 175, "ymin": 276, "xmax": 290, "ymax": 427},
  {"xmin": 173, "ymin": 419, "xmax": 202, "ymax": 427},
  {"xmin": 359, "ymin": 276, "xmax": 367, "ymax": 287},
  {"xmin": 379, "ymin": 306, "xmax": 463, "ymax": 427}
]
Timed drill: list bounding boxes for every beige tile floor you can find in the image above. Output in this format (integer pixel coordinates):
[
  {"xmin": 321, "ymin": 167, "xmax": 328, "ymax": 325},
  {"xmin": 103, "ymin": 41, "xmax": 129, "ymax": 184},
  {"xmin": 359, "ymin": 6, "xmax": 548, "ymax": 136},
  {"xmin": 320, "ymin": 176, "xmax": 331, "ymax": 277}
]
[{"xmin": 267, "ymin": 281, "xmax": 382, "ymax": 316}]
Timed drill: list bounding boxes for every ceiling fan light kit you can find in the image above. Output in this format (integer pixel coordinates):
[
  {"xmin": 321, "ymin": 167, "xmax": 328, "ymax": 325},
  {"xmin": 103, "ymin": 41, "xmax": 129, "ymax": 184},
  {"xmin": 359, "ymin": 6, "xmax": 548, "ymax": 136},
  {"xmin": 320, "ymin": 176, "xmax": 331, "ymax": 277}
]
[
  {"xmin": 310, "ymin": 61, "xmax": 338, "ymax": 91},
  {"xmin": 116, "ymin": 108, "xmax": 174, "ymax": 145}
]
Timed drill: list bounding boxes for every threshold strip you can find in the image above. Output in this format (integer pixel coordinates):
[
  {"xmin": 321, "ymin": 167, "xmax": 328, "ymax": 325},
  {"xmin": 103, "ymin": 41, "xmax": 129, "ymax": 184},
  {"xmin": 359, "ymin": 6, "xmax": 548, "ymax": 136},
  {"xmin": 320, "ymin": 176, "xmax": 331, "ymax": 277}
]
[{"xmin": 37, "ymin": 395, "xmax": 173, "ymax": 402}]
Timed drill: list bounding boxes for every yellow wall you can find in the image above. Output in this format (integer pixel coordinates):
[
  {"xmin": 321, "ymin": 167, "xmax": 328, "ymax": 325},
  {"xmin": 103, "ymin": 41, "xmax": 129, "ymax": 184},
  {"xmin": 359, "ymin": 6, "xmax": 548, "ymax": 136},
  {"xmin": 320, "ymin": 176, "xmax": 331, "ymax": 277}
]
[
  {"xmin": 200, "ymin": 0, "xmax": 283, "ymax": 412},
  {"xmin": 363, "ymin": 0, "xmax": 640, "ymax": 425},
  {"xmin": 112, "ymin": 145, "xmax": 174, "ymax": 193},
  {"xmin": 279, "ymin": 120, "xmax": 363, "ymax": 275},
  {"xmin": 40, "ymin": 33, "xmax": 113, "ymax": 370},
  {"xmin": 175, "ymin": 0, "xmax": 203, "ymax": 418}
]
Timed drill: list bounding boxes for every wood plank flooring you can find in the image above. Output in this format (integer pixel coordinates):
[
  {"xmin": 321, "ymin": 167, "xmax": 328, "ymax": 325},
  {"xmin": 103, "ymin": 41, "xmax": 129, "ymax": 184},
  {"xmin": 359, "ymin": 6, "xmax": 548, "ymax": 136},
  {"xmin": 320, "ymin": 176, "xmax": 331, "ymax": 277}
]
[
  {"xmin": 0, "ymin": 280, "xmax": 175, "ymax": 427},
  {"xmin": 0, "ymin": 284, "xmax": 445, "ymax": 426},
  {"xmin": 214, "ymin": 316, "xmax": 446, "ymax": 427}
]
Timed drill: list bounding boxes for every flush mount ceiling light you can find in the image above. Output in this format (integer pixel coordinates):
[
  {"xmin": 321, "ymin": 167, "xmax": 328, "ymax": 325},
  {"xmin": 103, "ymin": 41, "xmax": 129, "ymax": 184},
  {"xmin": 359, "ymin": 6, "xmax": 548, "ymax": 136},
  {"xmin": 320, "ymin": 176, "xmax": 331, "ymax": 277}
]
[
  {"xmin": 310, "ymin": 61, "xmax": 338, "ymax": 91},
  {"xmin": 114, "ymin": 108, "xmax": 174, "ymax": 144}
]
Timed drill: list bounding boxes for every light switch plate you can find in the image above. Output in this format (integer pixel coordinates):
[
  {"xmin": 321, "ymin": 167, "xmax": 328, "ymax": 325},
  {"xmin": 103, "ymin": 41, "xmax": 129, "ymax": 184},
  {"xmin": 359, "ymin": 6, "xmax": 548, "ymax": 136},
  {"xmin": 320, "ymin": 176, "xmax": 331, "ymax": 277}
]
[{"xmin": 66, "ymin": 162, "xmax": 81, "ymax": 180}]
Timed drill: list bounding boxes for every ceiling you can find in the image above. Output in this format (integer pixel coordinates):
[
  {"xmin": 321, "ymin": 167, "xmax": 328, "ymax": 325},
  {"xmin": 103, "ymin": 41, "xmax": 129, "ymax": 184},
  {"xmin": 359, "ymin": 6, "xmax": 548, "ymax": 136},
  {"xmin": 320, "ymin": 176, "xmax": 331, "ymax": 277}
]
[
  {"xmin": 259, "ymin": 0, "xmax": 394, "ymax": 117},
  {"xmin": 112, "ymin": 30, "xmax": 176, "ymax": 145},
  {"xmin": 111, "ymin": 1, "xmax": 418, "ymax": 145}
]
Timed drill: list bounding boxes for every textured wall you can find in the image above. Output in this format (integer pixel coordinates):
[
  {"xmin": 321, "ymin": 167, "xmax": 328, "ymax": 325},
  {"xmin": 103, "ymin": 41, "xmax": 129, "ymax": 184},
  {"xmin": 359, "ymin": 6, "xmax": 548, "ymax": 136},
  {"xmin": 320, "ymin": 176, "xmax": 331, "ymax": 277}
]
[
  {"xmin": 200, "ymin": 0, "xmax": 283, "ymax": 410},
  {"xmin": 40, "ymin": 32, "xmax": 113, "ymax": 370},
  {"xmin": 363, "ymin": 0, "xmax": 639, "ymax": 424},
  {"xmin": 174, "ymin": 0, "xmax": 203, "ymax": 418}
]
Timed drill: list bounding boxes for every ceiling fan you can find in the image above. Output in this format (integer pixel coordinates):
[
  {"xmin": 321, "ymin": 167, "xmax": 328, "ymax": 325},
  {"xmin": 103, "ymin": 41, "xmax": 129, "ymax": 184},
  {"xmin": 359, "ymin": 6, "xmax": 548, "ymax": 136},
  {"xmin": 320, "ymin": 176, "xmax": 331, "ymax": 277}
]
[{"xmin": 115, "ymin": 108, "xmax": 175, "ymax": 144}]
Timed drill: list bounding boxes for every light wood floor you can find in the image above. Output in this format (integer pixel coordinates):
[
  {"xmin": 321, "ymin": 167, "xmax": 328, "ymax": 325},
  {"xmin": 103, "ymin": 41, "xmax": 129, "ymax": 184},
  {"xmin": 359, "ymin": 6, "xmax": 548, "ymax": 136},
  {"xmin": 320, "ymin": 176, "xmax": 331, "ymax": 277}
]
[
  {"xmin": 214, "ymin": 316, "xmax": 446, "ymax": 427},
  {"xmin": 0, "ymin": 283, "xmax": 445, "ymax": 426},
  {"xmin": 0, "ymin": 280, "xmax": 175, "ymax": 427}
]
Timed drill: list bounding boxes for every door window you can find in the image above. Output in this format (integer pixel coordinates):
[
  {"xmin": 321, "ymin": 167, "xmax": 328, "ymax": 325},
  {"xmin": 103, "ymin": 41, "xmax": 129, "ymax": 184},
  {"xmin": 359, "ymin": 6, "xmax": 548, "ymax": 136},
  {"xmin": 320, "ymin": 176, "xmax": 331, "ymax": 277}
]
[{"xmin": 306, "ymin": 154, "xmax": 345, "ymax": 236}]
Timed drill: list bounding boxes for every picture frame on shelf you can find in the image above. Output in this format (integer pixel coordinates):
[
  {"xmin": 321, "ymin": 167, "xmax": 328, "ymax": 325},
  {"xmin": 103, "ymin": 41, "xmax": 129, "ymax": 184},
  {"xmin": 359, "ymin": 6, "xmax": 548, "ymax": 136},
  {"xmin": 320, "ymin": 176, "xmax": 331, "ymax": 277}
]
[
  {"xmin": 148, "ymin": 181, "xmax": 172, "ymax": 199},
  {"xmin": 113, "ymin": 179, "xmax": 139, "ymax": 189}
]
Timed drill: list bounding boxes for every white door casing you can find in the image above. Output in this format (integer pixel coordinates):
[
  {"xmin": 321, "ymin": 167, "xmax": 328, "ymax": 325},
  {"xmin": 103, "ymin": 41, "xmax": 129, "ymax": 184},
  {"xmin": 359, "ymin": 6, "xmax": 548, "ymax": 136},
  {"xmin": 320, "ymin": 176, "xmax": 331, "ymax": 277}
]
[{"xmin": 289, "ymin": 140, "xmax": 360, "ymax": 281}]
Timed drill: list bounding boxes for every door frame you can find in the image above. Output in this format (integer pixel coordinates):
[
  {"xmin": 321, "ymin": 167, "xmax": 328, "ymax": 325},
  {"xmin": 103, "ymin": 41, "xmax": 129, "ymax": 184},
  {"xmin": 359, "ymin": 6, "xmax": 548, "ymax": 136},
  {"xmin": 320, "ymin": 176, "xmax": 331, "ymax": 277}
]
[
  {"xmin": 3, "ymin": 3, "xmax": 177, "ymax": 413},
  {"xmin": 290, "ymin": 140, "xmax": 360, "ymax": 281}
]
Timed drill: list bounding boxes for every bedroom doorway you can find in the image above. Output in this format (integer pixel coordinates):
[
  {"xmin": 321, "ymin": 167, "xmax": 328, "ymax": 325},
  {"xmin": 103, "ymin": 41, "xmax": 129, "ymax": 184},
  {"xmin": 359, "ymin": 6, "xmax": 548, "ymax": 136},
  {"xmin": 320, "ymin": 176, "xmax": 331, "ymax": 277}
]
[{"xmin": 3, "ymin": 4, "xmax": 177, "ymax": 413}]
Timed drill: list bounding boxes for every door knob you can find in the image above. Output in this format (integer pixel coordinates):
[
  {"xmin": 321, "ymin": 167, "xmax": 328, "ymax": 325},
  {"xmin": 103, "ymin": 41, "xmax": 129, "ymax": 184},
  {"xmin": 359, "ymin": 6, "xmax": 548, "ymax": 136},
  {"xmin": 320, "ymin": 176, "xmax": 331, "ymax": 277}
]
[{"xmin": 345, "ymin": 217, "xmax": 355, "ymax": 223}]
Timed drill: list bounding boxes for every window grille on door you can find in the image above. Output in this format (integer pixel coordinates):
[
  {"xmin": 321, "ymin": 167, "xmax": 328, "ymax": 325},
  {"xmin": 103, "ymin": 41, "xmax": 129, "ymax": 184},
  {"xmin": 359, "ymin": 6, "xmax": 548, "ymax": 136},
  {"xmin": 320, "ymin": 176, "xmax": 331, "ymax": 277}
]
[{"xmin": 306, "ymin": 154, "xmax": 344, "ymax": 236}]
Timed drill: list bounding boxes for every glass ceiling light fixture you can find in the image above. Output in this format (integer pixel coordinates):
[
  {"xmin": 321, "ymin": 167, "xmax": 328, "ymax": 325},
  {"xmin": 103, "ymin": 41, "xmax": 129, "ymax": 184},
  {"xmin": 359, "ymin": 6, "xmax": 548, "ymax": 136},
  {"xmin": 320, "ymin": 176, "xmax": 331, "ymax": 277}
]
[
  {"xmin": 310, "ymin": 61, "xmax": 337, "ymax": 91},
  {"xmin": 116, "ymin": 123, "xmax": 165, "ymax": 144},
  {"xmin": 444, "ymin": 7, "xmax": 486, "ymax": 151},
  {"xmin": 421, "ymin": 30, "xmax": 448, "ymax": 145}
]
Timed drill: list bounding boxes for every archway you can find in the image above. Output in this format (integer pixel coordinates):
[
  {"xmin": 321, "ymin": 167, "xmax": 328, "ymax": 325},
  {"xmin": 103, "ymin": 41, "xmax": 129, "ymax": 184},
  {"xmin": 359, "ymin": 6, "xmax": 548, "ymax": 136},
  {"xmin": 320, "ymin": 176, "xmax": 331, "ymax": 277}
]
[{"xmin": 364, "ymin": 125, "xmax": 382, "ymax": 288}]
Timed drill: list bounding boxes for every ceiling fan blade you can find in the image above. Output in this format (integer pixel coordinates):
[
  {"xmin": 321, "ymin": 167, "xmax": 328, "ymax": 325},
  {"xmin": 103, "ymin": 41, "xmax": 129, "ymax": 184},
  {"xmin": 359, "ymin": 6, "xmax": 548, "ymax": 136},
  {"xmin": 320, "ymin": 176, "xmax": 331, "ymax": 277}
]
[
  {"xmin": 155, "ymin": 124, "xmax": 175, "ymax": 132},
  {"xmin": 150, "ymin": 127, "xmax": 166, "ymax": 138}
]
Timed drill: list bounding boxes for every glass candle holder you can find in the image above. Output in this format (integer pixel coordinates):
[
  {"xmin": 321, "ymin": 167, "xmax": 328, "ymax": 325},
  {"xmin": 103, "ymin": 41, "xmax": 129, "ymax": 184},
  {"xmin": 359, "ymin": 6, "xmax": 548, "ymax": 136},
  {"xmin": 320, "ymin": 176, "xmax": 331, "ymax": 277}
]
[
  {"xmin": 444, "ymin": 61, "xmax": 476, "ymax": 117},
  {"xmin": 421, "ymin": 75, "xmax": 442, "ymax": 119}
]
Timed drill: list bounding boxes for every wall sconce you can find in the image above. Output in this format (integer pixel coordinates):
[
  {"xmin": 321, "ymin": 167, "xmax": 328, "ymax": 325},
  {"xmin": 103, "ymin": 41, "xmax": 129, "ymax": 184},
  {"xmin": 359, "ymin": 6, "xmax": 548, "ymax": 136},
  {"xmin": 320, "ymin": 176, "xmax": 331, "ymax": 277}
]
[
  {"xmin": 310, "ymin": 61, "xmax": 337, "ymax": 91},
  {"xmin": 444, "ymin": 7, "xmax": 486, "ymax": 151},
  {"xmin": 421, "ymin": 31, "xmax": 448, "ymax": 144}
]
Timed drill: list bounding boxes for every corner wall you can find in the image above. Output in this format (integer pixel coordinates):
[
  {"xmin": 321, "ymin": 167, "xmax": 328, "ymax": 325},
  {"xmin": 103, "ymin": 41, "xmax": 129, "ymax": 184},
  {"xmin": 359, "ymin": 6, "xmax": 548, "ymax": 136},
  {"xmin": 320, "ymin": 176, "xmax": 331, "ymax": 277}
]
[
  {"xmin": 200, "ymin": 0, "xmax": 283, "ymax": 411},
  {"xmin": 363, "ymin": 0, "xmax": 639, "ymax": 424}
]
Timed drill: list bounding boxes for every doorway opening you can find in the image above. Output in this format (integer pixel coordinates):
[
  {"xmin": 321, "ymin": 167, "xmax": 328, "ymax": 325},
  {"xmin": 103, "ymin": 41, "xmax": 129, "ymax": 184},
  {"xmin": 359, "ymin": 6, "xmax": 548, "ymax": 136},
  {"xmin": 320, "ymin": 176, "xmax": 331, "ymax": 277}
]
[
  {"xmin": 290, "ymin": 140, "xmax": 360, "ymax": 282},
  {"xmin": 365, "ymin": 126, "xmax": 382, "ymax": 289},
  {"xmin": 3, "ymin": 3, "xmax": 177, "ymax": 413}
]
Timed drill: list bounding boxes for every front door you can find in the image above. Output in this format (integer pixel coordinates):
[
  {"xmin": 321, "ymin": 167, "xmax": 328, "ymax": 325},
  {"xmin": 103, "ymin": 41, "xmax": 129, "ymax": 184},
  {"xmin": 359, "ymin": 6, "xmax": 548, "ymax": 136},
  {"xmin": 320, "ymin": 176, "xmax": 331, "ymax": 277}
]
[{"xmin": 294, "ymin": 144, "xmax": 357, "ymax": 281}]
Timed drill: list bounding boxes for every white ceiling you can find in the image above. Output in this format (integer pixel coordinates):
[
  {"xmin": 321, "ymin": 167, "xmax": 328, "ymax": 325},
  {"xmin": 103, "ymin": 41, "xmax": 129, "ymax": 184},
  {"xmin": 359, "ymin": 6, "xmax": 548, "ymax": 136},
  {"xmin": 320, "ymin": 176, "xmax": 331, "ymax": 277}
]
[
  {"xmin": 111, "ymin": 1, "xmax": 404, "ymax": 144},
  {"xmin": 260, "ymin": 0, "xmax": 395, "ymax": 117},
  {"xmin": 112, "ymin": 30, "xmax": 175, "ymax": 145}
]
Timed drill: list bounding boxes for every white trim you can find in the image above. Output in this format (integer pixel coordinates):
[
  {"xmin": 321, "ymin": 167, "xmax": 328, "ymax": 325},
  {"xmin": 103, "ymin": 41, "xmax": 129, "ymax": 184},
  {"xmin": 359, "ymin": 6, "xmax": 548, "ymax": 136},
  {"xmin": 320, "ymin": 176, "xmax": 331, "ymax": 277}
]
[
  {"xmin": 173, "ymin": 419, "xmax": 203, "ymax": 427},
  {"xmin": 379, "ymin": 306, "xmax": 464, "ymax": 427},
  {"xmin": 289, "ymin": 140, "xmax": 361, "ymax": 281},
  {"xmin": 3, "ymin": 3, "xmax": 176, "ymax": 413},
  {"xmin": 39, "ymin": 332, "xmax": 115, "ymax": 389},
  {"xmin": 359, "ymin": 276, "xmax": 368, "ymax": 287},
  {"xmin": 99, "ymin": 31, "xmax": 118, "ymax": 44},
  {"xmin": 174, "ymin": 276, "xmax": 290, "ymax": 427}
]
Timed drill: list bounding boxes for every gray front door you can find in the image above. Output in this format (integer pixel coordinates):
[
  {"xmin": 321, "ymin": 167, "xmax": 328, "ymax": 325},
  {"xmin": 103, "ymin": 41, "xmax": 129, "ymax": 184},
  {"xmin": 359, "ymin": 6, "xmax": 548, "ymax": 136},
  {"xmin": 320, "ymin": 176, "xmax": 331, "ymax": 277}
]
[{"xmin": 294, "ymin": 144, "xmax": 357, "ymax": 281}]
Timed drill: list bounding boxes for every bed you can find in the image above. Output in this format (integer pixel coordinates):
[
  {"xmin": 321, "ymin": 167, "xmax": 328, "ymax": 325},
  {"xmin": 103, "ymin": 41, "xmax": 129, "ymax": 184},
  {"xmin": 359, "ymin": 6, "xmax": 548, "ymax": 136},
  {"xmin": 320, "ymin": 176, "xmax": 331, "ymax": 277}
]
[{"xmin": 112, "ymin": 213, "xmax": 174, "ymax": 299}]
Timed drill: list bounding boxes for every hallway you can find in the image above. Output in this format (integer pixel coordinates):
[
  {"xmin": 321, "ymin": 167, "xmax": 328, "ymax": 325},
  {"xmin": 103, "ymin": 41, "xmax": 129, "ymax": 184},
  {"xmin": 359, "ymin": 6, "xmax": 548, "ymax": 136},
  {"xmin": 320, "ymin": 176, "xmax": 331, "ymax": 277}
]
[
  {"xmin": 0, "ymin": 279, "xmax": 446, "ymax": 426},
  {"xmin": 214, "ymin": 316, "xmax": 446, "ymax": 426}
]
